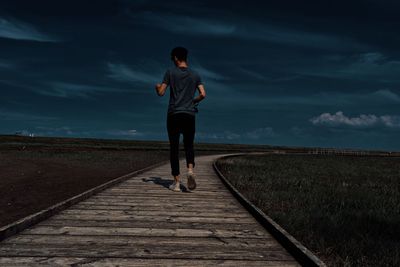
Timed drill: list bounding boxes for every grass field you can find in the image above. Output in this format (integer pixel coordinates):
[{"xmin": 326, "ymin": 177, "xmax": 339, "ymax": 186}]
[{"xmin": 216, "ymin": 154, "xmax": 400, "ymax": 267}]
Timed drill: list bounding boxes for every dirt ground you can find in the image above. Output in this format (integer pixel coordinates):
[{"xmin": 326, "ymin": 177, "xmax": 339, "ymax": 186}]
[{"xmin": 0, "ymin": 147, "xmax": 170, "ymax": 227}]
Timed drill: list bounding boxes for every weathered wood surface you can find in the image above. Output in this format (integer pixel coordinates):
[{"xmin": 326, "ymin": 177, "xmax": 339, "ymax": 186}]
[{"xmin": 0, "ymin": 155, "xmax": 299, "ymax": 266}]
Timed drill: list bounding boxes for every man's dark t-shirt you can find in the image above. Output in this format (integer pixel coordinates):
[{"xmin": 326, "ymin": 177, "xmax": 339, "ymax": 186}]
[{"xmin": 162, "ymin": 66, "xmax": 202, "ymax": 116}]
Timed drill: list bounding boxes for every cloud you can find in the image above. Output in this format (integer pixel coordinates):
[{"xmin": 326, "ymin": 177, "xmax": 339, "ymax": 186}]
[
  {"xmin": 197, "ymin": 131, "xmax": 240, "ymax": 141},
  {"xmin": 297, "ymin": 52, "xmax": 400, "ymax": 82},
  {"xmin": 107, "ymin": 63, "xmax": 161, "ymax": 84},
  {"xmin": 310, "ymin": 111, "xmax": 400, "ymax": 128},
  {"xmin": 212, "ymin": 88, "xmax": 400, "ymax": 110},
  {"xmin": 0, "ymin": 60, "xmax": 14, "ymax": 69},
  {"xmin": 359, "ymin": 52, "xmax": 386, "ymax": 63},
  {"xmin": 132, "ymin": 12, "xmax": 235, "ymax": 36},
  {"xmin": 131, "ymin": 12, "xmax": 363, "ymax": 50},
  {"xmin": 37, "ymin": 81, "xmax": 131, "ymax": 98},
  {"xmin": 0, "ymin": 110, "xmax": 57, "ymax": 121},
  {"xmin": 35, "ymin": 126, "xmax": 74, "ymax": 135},
  {"xmin": 245, "ymin": 127, "xmax": 275, "ymax": 139},
  {"xmin": 106, "ymin": 61, "xmax": 232, "ymax": 100},
  {"xmin": 0, "ymin": 17, "xmax": 59, "ymax": 42},
  {"xmin": 197, "ymin": 127, "xmax": 275, "ymax": 141},
  {"xmin": 341, "ymin": 52, "xmax": 400, "ymax": 80},
  {"xmin": 191, "ymin": 64, "xmax": 228, "ymax": 81},
  {"xmin": 238, "ymin": 67, "xmax": 268, "ymax": 81},
  {"xmin": 1, "ymin": 78, "xmax": 140, "ymax": 99},
  {"xmin": 371, "ymin": 89, "xmax": 400, "ymax": 102},
  {"xmin": 105, "ymin": 129, "xmax": 143, "ymax": 137},
  {"xmin": 302, "ymin": 89, "xmax": 400, "ymax": 106},
  {"xmin": 32, "ymin": 127, "xmax": 144, "ymax": 138}
]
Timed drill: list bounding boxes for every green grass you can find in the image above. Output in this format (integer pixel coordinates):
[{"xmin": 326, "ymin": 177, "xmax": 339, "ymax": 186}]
[{"xmin": 216, "ymin": 154, "xmax": 400, "ymax": 267}]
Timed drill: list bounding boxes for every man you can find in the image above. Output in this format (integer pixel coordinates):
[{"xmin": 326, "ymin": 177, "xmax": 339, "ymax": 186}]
[{"xmin": 155, "ymin": 47, "xmax": 206, "ymax": 192}]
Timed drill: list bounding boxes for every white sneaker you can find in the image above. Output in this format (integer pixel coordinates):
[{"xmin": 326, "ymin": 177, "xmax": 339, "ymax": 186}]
[
  {"xmin": 169, "ymin": 181, "xmax": 181, "ymax": 192},
  {"xmin": 187, "ymin": 172, "xmax": 197, "ymax": 190}
]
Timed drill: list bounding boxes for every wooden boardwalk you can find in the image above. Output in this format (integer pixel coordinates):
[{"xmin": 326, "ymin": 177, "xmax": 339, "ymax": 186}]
[{"xmin": 0, "ymin": 155, "xmax": 299, "ymax": 266}]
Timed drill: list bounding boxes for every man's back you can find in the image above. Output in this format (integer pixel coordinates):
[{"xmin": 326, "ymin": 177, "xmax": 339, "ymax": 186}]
[
  {"xmin": 155, "ymin": 46, "xmax": 206, "ymax": 192},
  {"xmin": 163, "ymin": 66, "xmax": 202, "ymax": 116}
]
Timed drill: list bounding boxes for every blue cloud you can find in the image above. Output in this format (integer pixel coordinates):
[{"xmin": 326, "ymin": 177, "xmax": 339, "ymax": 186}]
[
  {"xmin": 131, "ymin": 12, "xmax": 364, "ymax": 50},
  {"xmin": 131, "ymin": 12, "xmax": 236, "ymax": 35},
  {"xmin": 203, "ymin": 88, "xmax": 400, "ymax": 110},
  {"xmin": 191, "ymin": 64, "xmax": 228, "ymax": 81},
  {"xmin": 107, "ymin": 63, "xmax": 161, "ymax": 84},
  {"xmin": 0, "ymin": 109, "xmax": 57, "ymax": 121},
  {"xmin": 0, "ymin": 59, "xmax": 14, "ymax": 69},
  {"xmin": 295, "ymin": 52, "xmax": 400, "ymax": 82},
  {"xmin": 105, "ymin": 129, "xmax": 143, "ymax": 137},
  {"xmin": 37, "ymin": 82, "xmax": 130, "ymax": 98},
  {"xmin": 107, "ymin": 61, "xmax": 230, "ymax": 99},
  {"xmin": 238, "ymin": 67, "xmax": 268, "ymax": 81},
  {"xmin": 0, "ymin": 17, "xmax": 59, "ymax": 42}
]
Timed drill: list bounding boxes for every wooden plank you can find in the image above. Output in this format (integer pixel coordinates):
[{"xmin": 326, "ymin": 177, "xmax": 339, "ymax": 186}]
[
  {"xmin": 3, "ymin": 234, "xmax": 278, "ymax": 248},
  {"xmin": 138, "ymin": 177, "xmax": 220, "ymax": 180},
  {"xmin": 74, "ymin": 200, "xmax": 239, "ymax": 209},
  {"xmin": 79, "ymin": 197, "xmax": 238, "ymax": 202},
  {"xmin": 125, "ymin": 170, "xmax": 213, "ymax": 174},
  {"xmin": 114, "ymin": 180, "xmax": 224, "ymax": 185},
  {"xmin": 70, "ymin": 204, "xmax": 246, "ymax": 212},
  {"xmin": 104, "ymin": 190, "xmax": 233, "ymax": 197},
  {"xmin": 71, "ymin": 201, "xmax": 238, "ymax": 212},
  {"xmin": 123, "ymin": 182, "xmax": 226, "ymax": 187},
  {"xmin": 135, "ymin": 176, "xmax": 218, "ymax": 182},
  {"xmin": 91, "ymin": 196, "xmax": 235, "ymax": 203},
  {"xmin": 0, "ymin": 244, "xmax": 294, "ymax": 261},
  {"xmin": 0, "ymin": 257, "xmax": 300, "ymax": 267},
  {"xmin": 37, "ymin": 219, "xmax": 265, "ymax": 231},
  {"xmin": 39, "ymin": 213, "xmax": 259, "ymax": 224},
  {"xmin": 59, "ymin": 209, "xmax": 250, "ymax": 218},
  {"xmin": 113, "ymin": 188, "xmax": 229, "ymax": 194},
  {"xmin": 72, "ymin": 203, "xmax": 239, "ymax": 211},
  {"xmin": 93, "ymin": 194, "xmax": 233, "ymax": 200},
  {"xmin": 106, "ymin": 188, "xmax": 232, "ymax": 195},
  {"xmin": 94, "ymin": 193, "xmax": 234, "ymax": 200},
  {"xmin": 120, "ymin": 181, "xmax": 227, "ymax": 187},
  {"xmin": 20, "ymin": 225, "xmax": 271, "ymax": 239},
  {"xmin": 95, "ymin": 193, "xmax": 232, "ymax": 200},
  {"xmin": 113, "ymin": 185, "xmax": 230, "ymax": 191}
]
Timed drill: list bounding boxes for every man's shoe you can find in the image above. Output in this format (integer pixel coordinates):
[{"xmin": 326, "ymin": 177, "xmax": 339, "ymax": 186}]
[
  {"xmin": 187, "ymin": 172, "xmax": 197, "ymax": 190},
  {"xmin": 169, "ymin": 181, "xmax": 181, "ymax": 192}
]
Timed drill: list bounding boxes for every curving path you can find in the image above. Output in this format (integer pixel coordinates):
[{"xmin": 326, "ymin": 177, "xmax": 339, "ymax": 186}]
[{"xmin": 0, "ymin": 155, "xmax": 299, "ymax": 266}]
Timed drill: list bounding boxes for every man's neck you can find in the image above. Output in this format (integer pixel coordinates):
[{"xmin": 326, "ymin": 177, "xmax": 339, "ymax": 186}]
[{"xmin": 176, "ymin": 61, "xmax": 188, "ymax": 68}]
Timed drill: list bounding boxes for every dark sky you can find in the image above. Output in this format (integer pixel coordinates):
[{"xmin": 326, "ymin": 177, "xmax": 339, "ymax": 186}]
[{"xmin": 1, "ymin": 0, "xmax": 400, "ymax": 150}]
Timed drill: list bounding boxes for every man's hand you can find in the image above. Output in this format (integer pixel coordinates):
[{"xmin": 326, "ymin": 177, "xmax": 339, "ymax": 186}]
[
  {"xmin": 155, "ymin": 83, "xmax": 167, "ymax": 96},
  {"xmin": 193, "ymin": 84, "xmax": 206, "ymax": 103}
]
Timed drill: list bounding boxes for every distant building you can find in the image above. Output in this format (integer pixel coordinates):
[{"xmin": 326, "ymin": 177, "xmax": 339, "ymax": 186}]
[{"xmin": 15, "ymin": 131, "xmax": 35, "ymax": 137}]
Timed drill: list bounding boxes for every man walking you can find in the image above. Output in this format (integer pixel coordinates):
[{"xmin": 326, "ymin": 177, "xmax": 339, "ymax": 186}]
[{"xmin": 155, "ymin": 47, "xmax": 206, "ymax": 192}]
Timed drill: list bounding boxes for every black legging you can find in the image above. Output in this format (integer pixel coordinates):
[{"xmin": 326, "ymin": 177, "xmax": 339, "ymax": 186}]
[{"xmin": 167, "ymin": 112, "xmax": 195, "ymax": 176}]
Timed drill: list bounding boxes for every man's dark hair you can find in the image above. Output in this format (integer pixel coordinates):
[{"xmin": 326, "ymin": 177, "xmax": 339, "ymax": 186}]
[{"xmin": 171, "ymin": 47, "xmax": 188, "ymax": 61}]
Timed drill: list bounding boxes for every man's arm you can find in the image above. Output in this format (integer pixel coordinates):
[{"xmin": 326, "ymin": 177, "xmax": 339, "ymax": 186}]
[
  {"xmin": 193, "ymin": 84, "xmax": 206, "ymax": 103},
  {"xmin": 155, "ymin": 83, "xmax": 168, "ymax": 96}
]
